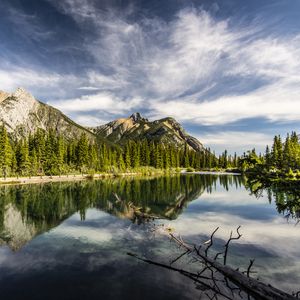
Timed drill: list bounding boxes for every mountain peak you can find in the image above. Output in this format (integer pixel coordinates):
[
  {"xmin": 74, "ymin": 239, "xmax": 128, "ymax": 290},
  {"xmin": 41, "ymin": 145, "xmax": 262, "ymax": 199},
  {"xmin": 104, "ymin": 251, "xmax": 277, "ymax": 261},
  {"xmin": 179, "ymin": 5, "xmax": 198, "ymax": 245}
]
[
  {"xmin": 0, "ymin": 88, "xmax": 96, "ymax": 140},
  {"xmin": 129, "ymin": 112, "xmax": 148, "ymax": 122},
  {"xmin": 13, "ymin": 87, "xmax": 34, "ymax": 100},
  {"xmin": 92, "ymin": 113, "xmax": 204, "ymax": 152}
]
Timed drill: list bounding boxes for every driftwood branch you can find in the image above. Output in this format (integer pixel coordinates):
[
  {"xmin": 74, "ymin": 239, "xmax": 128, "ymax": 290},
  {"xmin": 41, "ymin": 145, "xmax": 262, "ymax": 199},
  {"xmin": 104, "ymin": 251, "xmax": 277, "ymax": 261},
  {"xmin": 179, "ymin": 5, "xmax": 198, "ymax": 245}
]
[
  {"xmin": 204, "ymin": 227, "xmax": 219, "ymax": 257},
  {"xmin": 127, "ymin": 252, "xmax": 232, "ymax": 300},
  {"xmin": 223, "ymin": 226, "xmax": 242, "ymax": 265},
  {"xmin": 246, "ymin": 259, "xmax": 255, "ymax": 278},
  {"xmin": 128, "ymin": 226, "xmax": 297, "ymax": 300}
]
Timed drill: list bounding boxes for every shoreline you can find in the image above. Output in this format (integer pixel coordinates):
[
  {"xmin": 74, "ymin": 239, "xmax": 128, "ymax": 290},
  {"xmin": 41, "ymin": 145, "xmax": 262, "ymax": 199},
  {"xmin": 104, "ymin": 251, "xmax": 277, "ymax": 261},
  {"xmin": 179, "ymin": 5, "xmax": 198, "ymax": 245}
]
[
  {"xmin": 0, "ymin": 173, "xmax": 141, "ymax": 186},
  {"xmin": 182, "ymin": 171, "xmax": 241, "ymax": 175},
  {"xmin": 0, "ymin": 170, "xmax": 242, "ymax": 186}
]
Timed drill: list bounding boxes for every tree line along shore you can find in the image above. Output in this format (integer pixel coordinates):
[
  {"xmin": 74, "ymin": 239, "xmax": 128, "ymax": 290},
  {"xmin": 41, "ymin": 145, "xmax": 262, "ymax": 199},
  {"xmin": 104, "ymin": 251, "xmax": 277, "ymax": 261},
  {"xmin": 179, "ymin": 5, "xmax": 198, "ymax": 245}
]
[
  {"xmin": 0, "ymin": 125, "xmax": 299, "ymax": 183},
  {"xmin": 0, "ymin": 126, "xmax": 238, "ymax": 178}
]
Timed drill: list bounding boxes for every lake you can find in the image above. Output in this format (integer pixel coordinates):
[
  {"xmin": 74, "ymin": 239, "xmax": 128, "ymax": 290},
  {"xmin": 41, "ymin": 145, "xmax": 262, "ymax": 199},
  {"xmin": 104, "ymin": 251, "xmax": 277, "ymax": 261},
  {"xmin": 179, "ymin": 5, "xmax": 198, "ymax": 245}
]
[{"xmin": 0, "ymin": 174, "xmax": 299, "ymax": 299}]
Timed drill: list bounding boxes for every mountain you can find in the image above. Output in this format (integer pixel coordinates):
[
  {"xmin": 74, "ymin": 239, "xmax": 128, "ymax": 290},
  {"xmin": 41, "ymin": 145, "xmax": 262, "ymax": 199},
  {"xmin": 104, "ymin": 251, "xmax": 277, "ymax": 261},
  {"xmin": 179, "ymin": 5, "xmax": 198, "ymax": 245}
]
[
  {"xmin": 0, "ymin": 88, "xmax": 204, "ymax": 151},
  {"xmin": 0, "ymin": 87, "xmax": 95, "ymax": 140},
  {"xmin": 89, "ymin": 112, "xmax": 204, "ymax": 151}
]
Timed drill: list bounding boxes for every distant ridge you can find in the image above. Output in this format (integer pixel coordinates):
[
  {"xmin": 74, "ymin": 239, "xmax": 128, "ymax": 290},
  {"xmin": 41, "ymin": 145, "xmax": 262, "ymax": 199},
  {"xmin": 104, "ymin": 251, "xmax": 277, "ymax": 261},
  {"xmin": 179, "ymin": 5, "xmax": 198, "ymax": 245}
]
[{"xmin": 89, "ymin": 112, "xmax": 204, "ymax": 152}]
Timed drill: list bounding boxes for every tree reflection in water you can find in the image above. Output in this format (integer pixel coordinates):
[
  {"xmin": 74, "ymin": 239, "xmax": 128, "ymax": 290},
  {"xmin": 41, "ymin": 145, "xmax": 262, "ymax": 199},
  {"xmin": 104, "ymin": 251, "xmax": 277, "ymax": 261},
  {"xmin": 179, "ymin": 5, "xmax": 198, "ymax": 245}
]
[
  {"xmin": 245, "ymin": 177, "xmax": 300, "ymax": 222},
  {"xmin": 0, "ymin": 175, "xmax": 245, "ymax": 249}
]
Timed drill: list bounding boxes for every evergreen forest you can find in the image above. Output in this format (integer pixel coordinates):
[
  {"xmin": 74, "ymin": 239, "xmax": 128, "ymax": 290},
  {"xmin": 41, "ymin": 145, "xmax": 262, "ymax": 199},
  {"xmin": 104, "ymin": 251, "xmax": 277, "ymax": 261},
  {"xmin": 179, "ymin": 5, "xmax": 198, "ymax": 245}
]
[
  {"xmin": 0, "ymin": 125, "xmax": 299, "ymax": 180},
  {"xmin": 0, "ymin": 126, "xmax": 227, "ymax": 177}
]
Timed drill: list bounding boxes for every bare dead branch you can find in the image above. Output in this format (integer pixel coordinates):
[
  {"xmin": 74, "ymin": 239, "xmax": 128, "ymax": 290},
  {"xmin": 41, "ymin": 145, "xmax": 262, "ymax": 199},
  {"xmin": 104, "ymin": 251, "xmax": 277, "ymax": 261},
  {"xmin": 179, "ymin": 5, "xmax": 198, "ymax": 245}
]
[
  {"xmin": 214, "ymin": 252, "xmax": 223, "ymax": 261},
  {"xmin": 205, "ymin": 227, "xmax": 219, "ymax": 257},
  {"xmin": 170, "ymin": 249, "xmax": 190, "ymax": 265},
  {"xmin": 246, "ymin": 259, "xmax": 255, "ymax": 278},
  {"xmin": 127, "ymin": 252, "xmax": 233, "ymax": 300},
  {"xmin": 137, "ymin": 225, "xmax": 296, "ymax": 300},
  {"xmin": 223, "ymin": 226, "xmax": 242, "ymax": 265}
]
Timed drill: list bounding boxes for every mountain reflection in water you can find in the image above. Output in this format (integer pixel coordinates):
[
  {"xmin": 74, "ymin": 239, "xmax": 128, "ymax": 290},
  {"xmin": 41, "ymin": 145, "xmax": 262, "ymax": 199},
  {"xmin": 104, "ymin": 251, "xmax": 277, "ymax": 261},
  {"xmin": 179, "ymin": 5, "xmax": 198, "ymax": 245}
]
[{"xmin": 0, "ymin": 175, "xmax": 240, "ymax": 250}]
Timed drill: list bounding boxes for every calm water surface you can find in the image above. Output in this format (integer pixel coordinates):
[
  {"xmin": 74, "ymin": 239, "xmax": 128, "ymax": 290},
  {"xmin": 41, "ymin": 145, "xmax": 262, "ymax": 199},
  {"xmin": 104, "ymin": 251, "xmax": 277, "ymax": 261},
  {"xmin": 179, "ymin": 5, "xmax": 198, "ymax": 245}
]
[{"xmin": 0, "ymin": 174, "xmax": 299, "ymax": 299}]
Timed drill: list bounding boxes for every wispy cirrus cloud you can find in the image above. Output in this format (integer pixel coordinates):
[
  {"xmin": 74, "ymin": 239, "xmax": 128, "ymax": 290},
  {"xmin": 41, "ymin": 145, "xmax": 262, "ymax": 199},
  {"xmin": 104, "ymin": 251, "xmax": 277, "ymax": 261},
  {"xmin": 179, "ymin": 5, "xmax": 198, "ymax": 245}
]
[
  {"xmin": 150, "ymin": 79, "xmax": 300, "ymax": 125},
  {"xmin": 4, "ymin": 5, "xmax": 54, "ymax": 43},
  {"xmin": 46, "ymin": 2, "xmax": 300, "ymax": 127},
  {"xmin": 54, "ymin": 91, "xmax": 143, "ymax": 114},
  {"xmin": 0, "ymin": 65, "xmax": 82, "ymax": 99},
  {"xmin": 198, "ymin": 131, "xmax": 273, "ymax": 154}
]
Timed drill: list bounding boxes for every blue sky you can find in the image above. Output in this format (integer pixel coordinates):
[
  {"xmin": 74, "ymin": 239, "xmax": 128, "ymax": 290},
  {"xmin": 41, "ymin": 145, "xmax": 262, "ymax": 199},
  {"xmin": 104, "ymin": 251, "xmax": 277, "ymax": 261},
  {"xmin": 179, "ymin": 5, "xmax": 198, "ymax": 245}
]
[{"xmin": 0, "ymin": 0, "xmax": 300, "ymax": 154}]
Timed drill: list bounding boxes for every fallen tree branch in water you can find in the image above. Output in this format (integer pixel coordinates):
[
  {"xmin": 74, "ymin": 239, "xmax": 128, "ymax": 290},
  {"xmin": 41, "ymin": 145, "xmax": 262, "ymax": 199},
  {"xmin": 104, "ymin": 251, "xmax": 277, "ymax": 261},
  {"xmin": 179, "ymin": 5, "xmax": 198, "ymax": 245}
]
[
  {"xmin": 127, "ymin": 252, "xmax": 233, "ymax": 300},
  {"xmin": 223, "ymin": 226, "xmax": 242, "ymax": 265},
  {"xmin": 128, "ymin": 225, "xmax": 297, "ymax": 300}
]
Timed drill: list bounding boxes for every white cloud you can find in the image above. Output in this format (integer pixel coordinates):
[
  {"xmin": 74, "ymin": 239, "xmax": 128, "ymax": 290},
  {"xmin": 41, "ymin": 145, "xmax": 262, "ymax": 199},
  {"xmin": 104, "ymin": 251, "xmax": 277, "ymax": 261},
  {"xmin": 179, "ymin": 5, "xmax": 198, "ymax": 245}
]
[
  {"xmin": 146, "ymin": 9, "xmax": 236, "ymax": 97},
  {"xmin": 86, "ymin": 71, "xmax": 128, "ymax": 90},
  {"xmin": 72, "ymin": 114, "xmax": 111, "ymax": 127},
  {"xmin": 0, "ymin": 67, "xmax": 70, "ymax": 92},
  {"xmin": 197, "ymin": 131, "xmax": 273, "ymax": 154},
  {"xmin": 150, "ymin": 79, "xmax": 300, "ymax": 125},
  {"xmin": 54, "ymin": 91, "xmax": 143, "ymax": 115},
  {"xmin": 168, "ymin": 211, "xmax": 300, "ymax": 258},
  {"xmin": 0, "ymin": 64, "xmax": 85, "ymax": 101},
  {"xmin": 228, "ymin": 36, "xmax": 300, "ymax": 79},
  {"xmin": 77, "ymin": 87, "xmax": 101, "ymax": 91}
]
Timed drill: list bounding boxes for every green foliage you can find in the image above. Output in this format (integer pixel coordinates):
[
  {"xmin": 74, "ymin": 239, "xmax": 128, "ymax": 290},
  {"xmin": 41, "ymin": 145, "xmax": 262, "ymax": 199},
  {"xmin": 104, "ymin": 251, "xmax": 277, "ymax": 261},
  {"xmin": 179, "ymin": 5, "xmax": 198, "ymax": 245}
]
[
  {"xmin": 175, "ymin": 167, "xmax": 181, "ymax": 173},
  {"xmin": 186, "ymin": 167, "xmax": 195, "ymax": 172},
  {"xmin": 239, "ymin": 131, "xmax": 300, "ymax": 180},
  {"xmin": 0, "ymin": 126, "xmax": 12, "ymax": 178},
  {"xmin": 0, "ymin": 126, "xmax": 225, "ymax": 177}
]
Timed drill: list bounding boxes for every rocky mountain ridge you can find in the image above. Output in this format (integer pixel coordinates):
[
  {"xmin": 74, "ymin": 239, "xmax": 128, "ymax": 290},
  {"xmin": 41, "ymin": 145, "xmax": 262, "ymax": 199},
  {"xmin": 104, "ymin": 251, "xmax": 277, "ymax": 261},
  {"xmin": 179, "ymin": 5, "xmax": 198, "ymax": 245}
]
[
  {"xmin": 89, "ymin": 112, "xmax": 204, "ymax": 152},
  {"xmin": 0, "ymin": 87, "xmax": 94, "ymax": 140}
]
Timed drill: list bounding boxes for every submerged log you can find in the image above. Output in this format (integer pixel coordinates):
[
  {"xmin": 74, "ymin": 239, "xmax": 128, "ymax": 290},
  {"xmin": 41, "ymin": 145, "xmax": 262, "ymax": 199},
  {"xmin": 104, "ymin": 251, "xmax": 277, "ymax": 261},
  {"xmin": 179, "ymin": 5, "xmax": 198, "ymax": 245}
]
[
  {"xmin": 196, "ymin": 250, "xmax": 295, "ymax": 300},
  {"xmin": 168, "ymin": 231, "xmax": 296, "ymax": 300},
  {"xmin": 128, "ymin": 226, "xmax": 297, "ymax": 300}
]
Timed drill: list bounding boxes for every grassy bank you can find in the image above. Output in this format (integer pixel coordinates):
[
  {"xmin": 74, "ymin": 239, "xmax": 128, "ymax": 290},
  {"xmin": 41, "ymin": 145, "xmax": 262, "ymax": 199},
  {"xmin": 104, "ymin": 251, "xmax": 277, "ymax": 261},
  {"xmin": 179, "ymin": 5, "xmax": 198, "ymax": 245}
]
[
  {"xmin": 0, "ymin": 167, "xmax": 182, "ymax": 186},
  {"xmin": 0, "ymin": 167, "xmax": 246, "ymax": 186}
]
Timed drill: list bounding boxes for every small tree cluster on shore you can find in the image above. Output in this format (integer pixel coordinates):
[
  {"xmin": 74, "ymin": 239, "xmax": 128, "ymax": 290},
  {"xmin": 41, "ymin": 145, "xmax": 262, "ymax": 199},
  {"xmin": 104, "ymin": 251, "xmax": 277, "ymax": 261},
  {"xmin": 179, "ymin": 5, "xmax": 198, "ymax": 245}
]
[{"xmin": 239, "ymin": 131, "xmax": 300, "ymax": 178}]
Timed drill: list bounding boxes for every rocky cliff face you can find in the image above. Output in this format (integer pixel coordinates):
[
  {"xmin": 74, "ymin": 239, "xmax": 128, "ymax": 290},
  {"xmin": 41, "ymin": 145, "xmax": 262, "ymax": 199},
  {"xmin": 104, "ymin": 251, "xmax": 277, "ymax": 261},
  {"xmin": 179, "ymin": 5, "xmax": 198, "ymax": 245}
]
[
  {"xmin": 89, "ymin": 112, "xmax": 204, "ymax": 151},
  {"xmin": 0, "ymin": 87, "xmax": 95, "ymax": 140}
]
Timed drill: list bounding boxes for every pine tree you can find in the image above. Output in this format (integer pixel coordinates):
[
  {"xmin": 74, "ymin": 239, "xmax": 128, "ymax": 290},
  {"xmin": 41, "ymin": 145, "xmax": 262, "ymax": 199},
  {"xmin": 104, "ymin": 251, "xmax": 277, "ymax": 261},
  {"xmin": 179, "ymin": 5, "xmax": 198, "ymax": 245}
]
[
  {"xmin": 155, "ymin": 144, "xmax": 163, "ymax": 169},
  {"xmin": 124, "ymin": 143, "xmax": 131, "ymax": 169},
  {"xmin": 56, "ymin": 135, "xmax": 65, "ymax": 174},
  {"xmin": 88, "ymin": 144, "xmax": 98, "ymax": 170},
  {"xmin": 133, "ymin": 142, "xmax": 140, "ymax": 168},
  {"xmin": 0, "ymin": 126, "xmax": 12, "ymax": 178},
  {"xmin": 265, "ymin": 145, "xmax": 271, "ymax": 170},
  {"xmin": 184, "ymin": 144, "xmax": 190, "ymax": 168},
  {"xmin": 118, "ymin": 152, "xmax": 126, "ymax": 171},
  {"xmin": 29, "ymin": 148, "xmax": 38, "ymax": 176},
  {"xmin": 15, "ymin": 139, "xmax": 30, "ymax": 176},
  {"xmin": 76, "ymin": 133, "xmax": 89, "ymax": 171}
]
